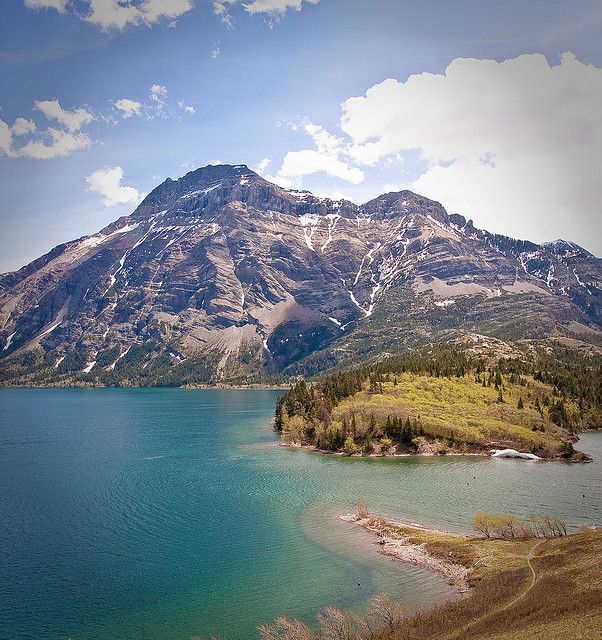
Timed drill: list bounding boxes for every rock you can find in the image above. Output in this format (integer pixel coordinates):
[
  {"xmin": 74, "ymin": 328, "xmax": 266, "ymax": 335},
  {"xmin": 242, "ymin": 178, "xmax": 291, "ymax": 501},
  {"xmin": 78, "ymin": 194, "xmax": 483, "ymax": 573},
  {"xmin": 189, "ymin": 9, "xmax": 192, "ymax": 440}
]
[{"xmin": 0, "ymin": 164, "xmax": 600, "ymax": 384}]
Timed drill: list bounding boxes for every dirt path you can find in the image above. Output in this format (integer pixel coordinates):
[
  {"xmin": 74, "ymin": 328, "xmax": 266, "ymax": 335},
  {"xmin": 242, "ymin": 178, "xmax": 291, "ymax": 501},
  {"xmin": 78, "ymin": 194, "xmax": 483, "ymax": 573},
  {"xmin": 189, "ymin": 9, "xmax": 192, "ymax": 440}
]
[
  {"xmin": 445, "ymin": 538, "xmax": 546, "ymax": 640},
  {"xmin": 497, "ymin": 539, "xmax": 545, "ymax": 612}
]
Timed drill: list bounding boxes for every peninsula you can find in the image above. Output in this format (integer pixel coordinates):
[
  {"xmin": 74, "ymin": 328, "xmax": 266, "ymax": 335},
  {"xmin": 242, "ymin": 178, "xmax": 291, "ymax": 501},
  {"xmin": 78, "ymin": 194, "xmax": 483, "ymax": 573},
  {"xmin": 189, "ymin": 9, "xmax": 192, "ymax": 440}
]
[{"xmin": 275, "ymin": 348, "xmax": 600, "ymax": 460}]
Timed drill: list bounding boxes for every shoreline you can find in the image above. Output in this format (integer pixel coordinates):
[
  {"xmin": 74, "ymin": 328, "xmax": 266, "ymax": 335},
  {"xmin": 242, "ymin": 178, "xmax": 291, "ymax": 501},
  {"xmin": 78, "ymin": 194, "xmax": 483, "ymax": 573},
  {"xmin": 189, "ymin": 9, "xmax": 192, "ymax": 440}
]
[
  {"xmin": 338, "ymin": 513, "xmax": 602, "ymax": 639},
  {"xmin": 279, "ymin": 439, "xmax": 593, "ymax": 462},
  {"xmin": 0, "ymin": 382, "xmax": 289, "ymax": 390},
  {"xmin": 183, "ymin": 383, "xmax": 288, "ymax": 390},
  {"xmin": 282, "ymin": 440, "xmax": 488, "ymax": 458},
  {"xmin": 339, "ymin": 513, "xmax": 472, "ymax": 594}
]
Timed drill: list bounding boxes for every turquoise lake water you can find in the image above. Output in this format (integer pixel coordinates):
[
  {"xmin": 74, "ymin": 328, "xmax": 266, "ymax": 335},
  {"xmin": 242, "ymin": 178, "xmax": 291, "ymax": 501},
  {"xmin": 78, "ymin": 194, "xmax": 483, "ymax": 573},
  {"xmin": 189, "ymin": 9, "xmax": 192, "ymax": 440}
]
[{"xmin": 0, "ymin": 388, "xmax": 600, "ymax": 640}]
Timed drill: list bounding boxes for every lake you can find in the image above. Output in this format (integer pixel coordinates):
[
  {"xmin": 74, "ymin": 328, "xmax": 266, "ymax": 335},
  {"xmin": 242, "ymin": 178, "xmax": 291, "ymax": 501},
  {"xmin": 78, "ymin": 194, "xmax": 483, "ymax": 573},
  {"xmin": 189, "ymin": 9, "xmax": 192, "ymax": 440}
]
[{"xmin": 0, "ymin": 388, "xmax": 600, "ymax": 639}]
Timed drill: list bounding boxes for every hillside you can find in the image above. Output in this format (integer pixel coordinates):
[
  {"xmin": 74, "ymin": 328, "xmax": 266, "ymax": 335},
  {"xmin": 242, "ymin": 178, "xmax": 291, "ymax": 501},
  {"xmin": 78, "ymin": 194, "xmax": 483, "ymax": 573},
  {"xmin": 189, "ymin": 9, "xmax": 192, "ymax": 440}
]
[
  {"xmin": 1, "ymin": 164, "xmax": 601, "ymax": 386},
  {"xmin": 258, "ymin": 516, "xmax": 602, "ymax": 640},
  {"xmin": 275, "ymin": 349, "xmax": 601, "ymax": 459},
  {"xmin": 373, "ymin": 524, "xmax": 602, "ymax": 640}
]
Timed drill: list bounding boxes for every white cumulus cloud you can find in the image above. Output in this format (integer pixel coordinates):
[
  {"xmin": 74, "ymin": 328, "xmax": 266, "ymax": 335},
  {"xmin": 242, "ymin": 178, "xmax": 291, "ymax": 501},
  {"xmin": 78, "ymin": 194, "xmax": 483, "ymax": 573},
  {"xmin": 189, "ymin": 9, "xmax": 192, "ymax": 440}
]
[
  {"xmin": 86, "ymin": 166, "xmax": 146, "ymax": 207},
  {"xmin": 0, "ymin": 120, "xmax": 17, "ymax": 158},
  {"xmin": 114, "ymin": 98, "xmax": 142, "ymax": 118},
  {"xmin": 269, "ymin": 121, "xmax": 364, "ymax": 188},
  {"xmin": 273, "ymin": 149, "xmax": 364, "ymax": 188},
  {"xmin": 0, "ymin": 100, "xmax": 93, "ymax": 159},
  {"xmin": 18, "ymin": 129, "xmax": 91, "ymax": 159},
  {"xmin": 11, "ymin": 118, "xmax": 37, "ymax": 136},
  {"xmin": 338, "ymin": 52, "xmax": 602, "ymax": 246},
  {"xmin": 24, "ymin": 0, "xmax": 192, "ymax": 30}
]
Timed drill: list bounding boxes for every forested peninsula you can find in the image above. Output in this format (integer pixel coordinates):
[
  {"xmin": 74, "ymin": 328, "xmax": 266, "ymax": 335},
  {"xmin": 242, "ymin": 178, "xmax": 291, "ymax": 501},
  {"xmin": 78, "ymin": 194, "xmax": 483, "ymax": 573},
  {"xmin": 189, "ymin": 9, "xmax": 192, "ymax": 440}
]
[{"xmin": 274, "ymin": 348, "xmax": 601, "ymax": 460}]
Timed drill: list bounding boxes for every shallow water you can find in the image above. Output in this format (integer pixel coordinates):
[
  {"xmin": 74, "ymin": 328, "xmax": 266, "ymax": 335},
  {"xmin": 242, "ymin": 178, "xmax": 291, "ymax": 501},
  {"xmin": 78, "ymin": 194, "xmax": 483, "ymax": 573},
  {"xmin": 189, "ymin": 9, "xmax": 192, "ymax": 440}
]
[{"xmin": 0, "ymin": 388, "xmax": 600, "ymax": 639}]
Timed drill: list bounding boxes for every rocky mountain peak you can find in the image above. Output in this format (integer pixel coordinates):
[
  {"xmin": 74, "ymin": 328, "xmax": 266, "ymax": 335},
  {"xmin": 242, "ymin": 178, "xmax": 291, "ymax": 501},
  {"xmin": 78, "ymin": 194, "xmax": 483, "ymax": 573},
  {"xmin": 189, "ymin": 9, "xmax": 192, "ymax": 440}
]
[
  {"xmin": 360, "ymin": 190, "xmax": 449, "ymax": 224},
  {"xmin": 133, "ymin": 164, "xmax": 369, "ymax": 226},
  {"xmin": 0, "ymin": 165, "xmax": 600, "ymax": 385},
  {"xmin": 542, "ymin": 239, "xmax": 594, "ymax": 258},
  {"xmin": 448, "ymin": 213, "xmax": 476, "ymax": 235},
  {"xmin": 133, "ymin": 164, "xmax": 266, "ymax": 219}
]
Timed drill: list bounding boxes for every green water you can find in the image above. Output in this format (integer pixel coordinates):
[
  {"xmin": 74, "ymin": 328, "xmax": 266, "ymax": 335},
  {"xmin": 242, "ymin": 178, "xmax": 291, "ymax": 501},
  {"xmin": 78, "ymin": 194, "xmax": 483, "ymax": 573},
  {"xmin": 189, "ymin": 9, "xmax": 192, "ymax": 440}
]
[{"xmin": 0, "ymin": 388, "xmax": 600, "ymax": 640}]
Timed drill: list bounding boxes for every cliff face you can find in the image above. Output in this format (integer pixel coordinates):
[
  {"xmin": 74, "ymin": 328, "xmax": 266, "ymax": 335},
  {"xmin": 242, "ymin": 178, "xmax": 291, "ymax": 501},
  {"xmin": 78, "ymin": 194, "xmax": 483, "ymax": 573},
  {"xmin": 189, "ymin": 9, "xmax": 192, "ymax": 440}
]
[{"xmin": 1, "ymin": 164, "xmax": 600, "ymax": 384}]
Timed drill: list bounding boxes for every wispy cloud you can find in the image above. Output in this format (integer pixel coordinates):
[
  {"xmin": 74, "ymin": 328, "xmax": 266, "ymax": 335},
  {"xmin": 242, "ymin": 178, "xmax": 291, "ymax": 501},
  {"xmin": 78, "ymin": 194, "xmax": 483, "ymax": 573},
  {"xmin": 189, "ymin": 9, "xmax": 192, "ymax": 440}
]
[
  {"xmin": 114, "ymin": 98, "xmax": 142, "ymax": 119},
  {"xmin": 113, "ymin": 84, "xmax": 195, "ymax": 120},
  {"xmin": 212, "ymin": 0, "xmax": 319, "ymax": 28},
  {"xmin": 178, "ymin": 102, "xmax": 196, "ymax": 114},
  {"xmin": 149, "ymin": 83, "xmax": 167, "ymax": 107}
]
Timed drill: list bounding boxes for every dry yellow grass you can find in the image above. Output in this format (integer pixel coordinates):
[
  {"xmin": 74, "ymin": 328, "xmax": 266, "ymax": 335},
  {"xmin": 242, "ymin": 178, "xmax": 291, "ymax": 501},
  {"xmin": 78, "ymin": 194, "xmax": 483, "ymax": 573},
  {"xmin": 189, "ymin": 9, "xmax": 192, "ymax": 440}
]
[
  {"xmin": 374, "ymin": 527, "xmax": 602, "ymax": 640},
  {"xmin": 332, "ymin": 373, "xmax": 576, "ymax": 456}
]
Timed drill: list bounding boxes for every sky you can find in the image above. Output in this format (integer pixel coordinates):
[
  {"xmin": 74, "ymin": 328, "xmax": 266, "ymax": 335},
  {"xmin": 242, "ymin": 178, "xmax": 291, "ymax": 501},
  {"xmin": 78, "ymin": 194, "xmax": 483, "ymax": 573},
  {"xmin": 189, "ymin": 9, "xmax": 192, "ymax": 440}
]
[{"xmin": 1, "ymin": 0, "xmax": 601, "ymax": 272}]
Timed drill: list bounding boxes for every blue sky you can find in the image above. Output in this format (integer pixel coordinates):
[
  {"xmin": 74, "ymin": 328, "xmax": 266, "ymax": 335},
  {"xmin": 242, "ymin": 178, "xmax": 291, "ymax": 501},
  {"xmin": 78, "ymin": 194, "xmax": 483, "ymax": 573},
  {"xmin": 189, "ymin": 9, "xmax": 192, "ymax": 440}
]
[{"xmin": 1, "ymin": 0, "xmax": 601, "ymax": 271}]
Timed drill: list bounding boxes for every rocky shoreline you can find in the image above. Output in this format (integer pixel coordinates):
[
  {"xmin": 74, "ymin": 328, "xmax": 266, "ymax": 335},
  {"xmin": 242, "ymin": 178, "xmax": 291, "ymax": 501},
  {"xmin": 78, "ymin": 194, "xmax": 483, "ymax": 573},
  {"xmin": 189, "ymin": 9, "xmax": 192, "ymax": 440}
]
[
  {"xmin": 183, "ymin": 383, "xmax": 288, "ymax": 390},
  {"xmin": 280, "ymin": 440, "xmax": 592, "ymax": 462},
  {"xmin": 339, "ymin": 514, "xmax": 471, "ymax": 593}
]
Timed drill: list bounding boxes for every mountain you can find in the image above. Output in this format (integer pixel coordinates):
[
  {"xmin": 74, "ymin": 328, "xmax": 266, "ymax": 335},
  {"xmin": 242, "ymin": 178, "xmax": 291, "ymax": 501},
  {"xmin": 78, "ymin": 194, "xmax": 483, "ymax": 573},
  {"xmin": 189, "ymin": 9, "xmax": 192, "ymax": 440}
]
[{"xmin": 1, "ymin": 164, "xmax": 601, "ymax": 386}]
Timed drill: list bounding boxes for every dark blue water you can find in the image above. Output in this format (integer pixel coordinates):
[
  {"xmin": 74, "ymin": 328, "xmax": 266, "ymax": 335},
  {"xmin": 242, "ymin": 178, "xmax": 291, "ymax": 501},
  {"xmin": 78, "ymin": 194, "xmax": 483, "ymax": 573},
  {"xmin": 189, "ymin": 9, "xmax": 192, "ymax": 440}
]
[{"xmin": 0, "ymin": 389, "xmax": 600, "ymax": 640}]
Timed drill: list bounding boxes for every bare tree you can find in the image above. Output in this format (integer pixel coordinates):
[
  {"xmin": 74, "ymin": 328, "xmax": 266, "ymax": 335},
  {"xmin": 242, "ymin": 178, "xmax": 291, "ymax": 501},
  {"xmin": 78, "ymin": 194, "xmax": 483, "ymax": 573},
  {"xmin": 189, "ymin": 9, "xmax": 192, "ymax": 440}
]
[
  {"xmin": 258, "ymin": 617, "xmax": 316, "ymax": 640},
  {"xmin": 357, "ymin": 497, "xmax": 369, "ymax": 520},
  {"xmin": 367, "ymin": 593, "xmax": 405, "ymax": 631},
  {"xmin": 317, "ymin": 606, "xmax": 362, "ymax": 640},
  {"xmin": 471, "ymin": 512, "xmax": 493, "ymax": 537}
]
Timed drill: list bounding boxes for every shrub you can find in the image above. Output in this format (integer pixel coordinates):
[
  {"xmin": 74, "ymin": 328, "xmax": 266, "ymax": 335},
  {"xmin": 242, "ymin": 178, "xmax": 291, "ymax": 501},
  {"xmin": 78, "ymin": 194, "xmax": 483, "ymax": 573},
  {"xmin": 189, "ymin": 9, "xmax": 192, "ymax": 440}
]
[
  {"xmin": 379, "ymin": 436, "xmax": 394, "ymax": 454},
  {"xmin": 343, "ymin": 436, "xmax": 358, "ymax": 455},
  {"xmin": 357, "ymin": 497, "xmax": 369, "ymax": 519}
]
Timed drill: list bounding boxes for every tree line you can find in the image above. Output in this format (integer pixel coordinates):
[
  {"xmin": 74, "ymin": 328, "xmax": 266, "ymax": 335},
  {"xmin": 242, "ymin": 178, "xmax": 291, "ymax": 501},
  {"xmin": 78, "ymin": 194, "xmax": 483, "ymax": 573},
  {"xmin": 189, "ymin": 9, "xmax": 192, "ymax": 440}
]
[{"xmin": 471, "ymin": 512, "xmax": 567, "ymax": 539}]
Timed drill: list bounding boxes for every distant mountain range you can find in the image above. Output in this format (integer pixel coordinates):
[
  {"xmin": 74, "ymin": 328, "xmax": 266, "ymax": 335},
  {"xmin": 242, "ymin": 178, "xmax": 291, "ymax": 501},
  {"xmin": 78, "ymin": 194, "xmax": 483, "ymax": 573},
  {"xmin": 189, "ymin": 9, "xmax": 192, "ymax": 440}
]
[{"xmin": 1, "ymin": 164, "xmax": 601, "ymax": 385}]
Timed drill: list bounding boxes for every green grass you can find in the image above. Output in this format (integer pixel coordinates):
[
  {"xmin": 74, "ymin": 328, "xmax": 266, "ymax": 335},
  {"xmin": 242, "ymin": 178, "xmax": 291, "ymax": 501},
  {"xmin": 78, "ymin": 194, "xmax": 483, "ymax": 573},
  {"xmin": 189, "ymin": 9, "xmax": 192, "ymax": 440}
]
[{"xmin": 329, "ymin": 373, "xmax": 580, "ymax": 457}]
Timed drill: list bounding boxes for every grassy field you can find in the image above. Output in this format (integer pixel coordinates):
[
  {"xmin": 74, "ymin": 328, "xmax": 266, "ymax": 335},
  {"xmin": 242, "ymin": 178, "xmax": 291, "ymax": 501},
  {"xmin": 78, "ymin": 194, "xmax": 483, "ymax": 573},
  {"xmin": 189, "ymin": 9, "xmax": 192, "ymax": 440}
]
[
  {"xmin": 324, "ymin": 373, "xmax": 583, "ymax": 458},
  {"xmin": 371, "ymin": 524, "xmax": 602, "ymax": 640}
]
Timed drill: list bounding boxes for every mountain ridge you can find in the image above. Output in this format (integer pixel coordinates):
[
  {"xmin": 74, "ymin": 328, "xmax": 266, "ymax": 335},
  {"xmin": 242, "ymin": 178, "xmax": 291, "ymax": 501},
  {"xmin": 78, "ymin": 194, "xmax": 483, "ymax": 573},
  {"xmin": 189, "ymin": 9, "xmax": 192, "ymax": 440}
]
[{"xmin": 1, "ymin": 164, "xmax": 601, "ymax": 386}]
